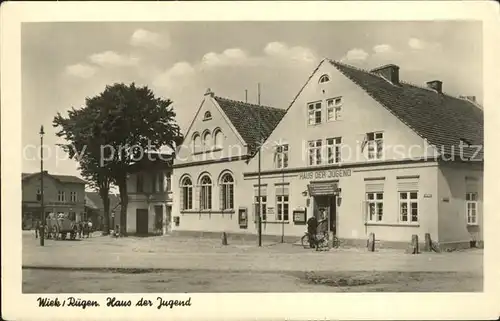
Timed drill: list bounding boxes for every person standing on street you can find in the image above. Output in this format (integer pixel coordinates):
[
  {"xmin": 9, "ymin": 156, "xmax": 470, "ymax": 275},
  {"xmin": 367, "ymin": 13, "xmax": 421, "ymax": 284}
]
[
  {"xmin": 87, "ymin": 220, "xmax": 93, "ymax": 238},
  {"xmin": 34, "ymin": 219, "xmax": 40, "ymax": 239}
]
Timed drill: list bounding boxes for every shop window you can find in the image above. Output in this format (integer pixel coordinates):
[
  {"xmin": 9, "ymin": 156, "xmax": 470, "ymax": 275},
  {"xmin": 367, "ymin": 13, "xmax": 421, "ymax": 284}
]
[
  {"xmin": 327, "ymin": 97, "xmax": 343, "ymax": 122},
  {"xmin": 308, "ymin": 140, "xmax": 322, "ymax": 166},
  {"xmin": 307, "ymin": 101, "xmax": 322, "ymax": 125},
  {"xmin": 200, "ymin": 175, "xmax": 212, "ymax": 210},
  {"xmin": 220, "ymin": 173, "xmax": 234, "ymax": 210},
  {"xmin": 366, "ymin": 192, "xmax": 384, "ymax": 222},
  {"xmin": 69, "ymin": 212, "xmax": 76, "ymax": 221},
  {"xmin": 399, "ymin": 192, "xmax": 418, "ymax": 223},
  {"xmin": 466, "ymin": 192, "xmax": 478, "ymax": 225},
  {"xmin": 180, "ymin": 176, "xmax": 193, "ymax": 210},
  {"xmin": 327, "ymin": 137, "xmax": 342, "ymax": 164},
  {"xmin": 274, "ymin": 144, "xmax": 289, "ymax": 169},
  {"xmin": 319, "ymin": 74, "xmax": 330, "ymax": 84}
]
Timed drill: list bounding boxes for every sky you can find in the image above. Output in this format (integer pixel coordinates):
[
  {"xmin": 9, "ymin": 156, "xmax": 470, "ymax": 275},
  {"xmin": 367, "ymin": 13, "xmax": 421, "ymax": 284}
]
[{"xmin": 21, "ymin": 21, "xmax": 482, "ymax": 182}]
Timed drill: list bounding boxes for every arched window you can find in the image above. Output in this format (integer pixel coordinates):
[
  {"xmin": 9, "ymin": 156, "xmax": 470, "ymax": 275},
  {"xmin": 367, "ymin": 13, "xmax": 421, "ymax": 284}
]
[
  {"xmin": 199, "ymin": 175, "xmax": 212, "ymax": 210},
  {"xmin": 203, "ymin": 111, "xmax": 212, "ymax": 120},
  {"xmin": 203, "ymin": 131, "xmax": 212, "ymax": 151},
  {"xmin": 220, "ymin": 173, "xmax": 234, "ymax": 210},
  {"xmin": 214, "ymin": 129, "xmax": 224, "ymax": 149},
  {"xmin": 180, "ymin": 176, "xmax": 193, "ymax": 210},
  {"xmin": 192, "ymin": 133, "xmax": 201, "ymax": 153},
  {"xmin": 319, "ymin": 74, "xmax": 330, "ymax": 84}
]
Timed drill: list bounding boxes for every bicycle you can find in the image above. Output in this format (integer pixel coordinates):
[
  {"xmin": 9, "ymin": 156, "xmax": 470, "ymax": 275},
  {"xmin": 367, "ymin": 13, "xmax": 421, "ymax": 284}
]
[{"xmin": 301, "ymin": 231, "xmax": 340, "ymax": 250}]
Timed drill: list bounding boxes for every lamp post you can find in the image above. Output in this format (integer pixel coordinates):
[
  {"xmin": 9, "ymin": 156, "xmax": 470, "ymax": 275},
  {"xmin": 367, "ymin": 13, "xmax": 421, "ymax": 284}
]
[{"xmin": 40, "ymin": 125, "xmax": 45, "ymax": 246}]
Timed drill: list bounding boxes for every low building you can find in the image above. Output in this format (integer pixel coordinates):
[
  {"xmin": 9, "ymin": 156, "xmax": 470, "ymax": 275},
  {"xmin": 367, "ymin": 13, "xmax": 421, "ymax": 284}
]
[
  {"xmin": 22, "ymin": 171, "xmax": 86, "ymax": 229},
  {"xmin": 171, "ymin": 59, "xmax": 483, "ymax": 250},
  {"xmin": 84, "ymin": 192, "xmax": 121, "ymax": 231},
  {"xmin": 121, "ymin": 153, "xmax": 173, "ymax": 235}
]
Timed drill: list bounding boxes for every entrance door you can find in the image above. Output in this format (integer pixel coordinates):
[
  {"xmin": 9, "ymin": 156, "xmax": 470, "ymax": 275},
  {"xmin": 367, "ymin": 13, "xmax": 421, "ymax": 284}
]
[
  {"xmin": 313, "ymin": 195, "xmax": 337, "ymax": 236},
  {"xmin": 154, "ymin": 205, "xmax": 163, "ymax": 234},
  {"xmin": 136, "ymin": 209, "xmax": 149, "ymax": 235}
]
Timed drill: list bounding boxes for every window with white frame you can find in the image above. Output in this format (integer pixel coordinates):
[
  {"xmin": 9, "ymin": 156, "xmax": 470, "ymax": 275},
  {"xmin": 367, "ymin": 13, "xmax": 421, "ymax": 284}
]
[
  {"xmin": 203, "ymin": 131, "xmax": 212, "ymax": 151},
  {"xmin": 58, "ymin": 190, "xmax": 65, "ymax": 202},
  {"xmin": 327, "ymin": 97, "xmax": 343, "ymax": 122},
  {"xmin": 319, "ymin": 74, "xmax": 330, "ymax": 84},
  {"xmin": 200, "ymin": 175, "xmax": 212, "ymax": 210},
  {"xmin": 254, "ymin": 195, "xmax": 267, "ymax": 222},
  {"xmin": 70, "ymin": 191, "xmax": 77, "ymax": 202},
  {"xmin": 276, "ymin": 195, "xmax": 289, "ymax": 221},
  {"xmin": 274, "ymin": 144, "xmax": 289, "ymax": 169},
  {"xmin": 181, "ymin": 177, "xmax": 193, "ymax": 210},
  {"xmin": 366, "ymin": 132, "xmax": 384, "ymax": 160},
  {"xmin": 220, "ymin": 173, "xmax": 234, "ymax": 210},
  {"xmin": 192, "ymin": 133, "xmax": 201, "ymax": 153},
  {"xmin": 166, "ymin": 174, "xmax": 172, "ymax": 192},
  {"xmin": 327, "ymin": 137, "xmax": 342, "ymax": 164},
  {"xmin": 366, "ymin": 192, "xmax": 383, "ymax": 222},
  {"xmin": 307, "ymin": 101, "xmax": 322, "ymax": 125},
  {"xmin": 399, "ymin": 192, "xmax": 419, "ymax": 223},
  {"xmin": 466, "ymin": 192, "xmax": 478, "ymax": 225},
  {"xmin": 214, "ymin": 129, "xmax": 224, "ymax": 149},
  {"xmin": 36, "ymin": 188, "xmax": 42, "ymax": 201},
  {"xmin": 308, "ymin": 140, "xmax": 322, "ymax": 166}
]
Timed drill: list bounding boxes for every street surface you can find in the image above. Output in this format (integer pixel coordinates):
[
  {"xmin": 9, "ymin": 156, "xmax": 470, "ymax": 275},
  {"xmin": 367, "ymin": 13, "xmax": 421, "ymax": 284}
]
[{"xmin": 22, "ymin": 231, "xmax": 483, "ymax": 292}]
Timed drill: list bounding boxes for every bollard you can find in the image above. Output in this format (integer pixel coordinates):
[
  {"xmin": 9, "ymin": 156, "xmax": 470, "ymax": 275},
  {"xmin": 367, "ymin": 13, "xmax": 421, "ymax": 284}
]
[
  {"xmin": 367, "ymin": 233, "xmax": 375, "ymax": 252},
  {"xmin": 411, "ymin": 234, "xmax": 419, "ymax": 254},
  {"xmin": 424, "ymin": 233, "xmax": 432, "ymax": 252},
  {"xmin": 221, "ymin": 232, "xmax": 228, "ymax": 246}
]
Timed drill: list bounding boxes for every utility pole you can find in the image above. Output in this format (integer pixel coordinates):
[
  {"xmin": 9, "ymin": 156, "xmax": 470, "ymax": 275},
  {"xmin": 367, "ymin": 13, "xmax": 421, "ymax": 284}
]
[
  {"xmin": 257, "ymin": 83, "xmax": 262, "ymax": 247},
  {"xmin": 245, "ymin": 89, "xmax": 248, "ymax": 103},
  {"xmin": 39, "ymin": 125, "xmax": 45, "ymax": 246},
  {"xmin": 281, "ymin": 155, "xmax": 285, "ymax": 243}
]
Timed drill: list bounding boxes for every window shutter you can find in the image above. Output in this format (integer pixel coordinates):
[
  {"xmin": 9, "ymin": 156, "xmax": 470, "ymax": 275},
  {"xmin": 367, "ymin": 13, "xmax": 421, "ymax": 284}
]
[
  {"xmin": 397, "ymin": 178, "xmax": 419, "ymax": 191},
  {"xmin": 365, "ymin": 183, "xmax": 384, "ymax": 193},
  {"xmin": 180, "ymin": 186, "xmax": 184, "ymax": 210},
  {"xmin": 362, "ymin": 200, "xmax": 368, "ymax": 223}
]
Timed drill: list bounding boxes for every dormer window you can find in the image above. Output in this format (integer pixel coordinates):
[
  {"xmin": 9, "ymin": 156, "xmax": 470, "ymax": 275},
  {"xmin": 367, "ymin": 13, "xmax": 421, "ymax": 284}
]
[
  {"xmin": 319, "ymin": 74, "xmax": 330, "ymax": 84},
  {"xmin": 203, "ymin": 111, "xmax": 212, "ymax": 121}
]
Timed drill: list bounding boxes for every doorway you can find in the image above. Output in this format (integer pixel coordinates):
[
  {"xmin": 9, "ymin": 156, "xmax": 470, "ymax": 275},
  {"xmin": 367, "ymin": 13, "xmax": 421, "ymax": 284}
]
[
  {"xmin": 136, "ymin": 208, "xmax": 149, "ymax": 235},
  {"xmin": 313, "ymin": 195, "xmax": 337, "ymax": 236},
  {"xmin": 154, "ymin": 205, "xmax": 163, "ymax": 235}
]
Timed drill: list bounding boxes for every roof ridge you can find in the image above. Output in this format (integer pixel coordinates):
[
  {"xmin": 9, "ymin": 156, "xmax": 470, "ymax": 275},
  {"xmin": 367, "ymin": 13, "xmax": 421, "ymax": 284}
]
[
  {"xmin": 214, "ymin": 95, "xmax": 284, "ymax": 112},
  {"xmin": 330, "ymin": 59, "xmax": 482, "ymax": 109}
]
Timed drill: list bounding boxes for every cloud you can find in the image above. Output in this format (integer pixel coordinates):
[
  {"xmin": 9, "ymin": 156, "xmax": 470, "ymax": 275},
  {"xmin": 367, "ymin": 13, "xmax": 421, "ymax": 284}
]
[
  {"xmin": 152, "ymin": 61, "xmax": 196, "ymax": 90},
  {"xmin": 65, "ymin": 63, "xmax": 97, "ymax": 78},
  {"xmin": 408, "ymin": 38, "xmax": 425, "ymax": 50},
  {"xmin": 130, "ymin": 29, "xmax": 168, "ymax": 49},
  {"xmin": 89, "ymin": 51, "xmax": 140, "ymax": 67},
  {"xmin": 373, "ymin": 44, "xmax": 393, "ymax": 54},
  {"xmin": 200, "ymin": 48, "xmax": 250, "ymax": 68},
  {"xmin": 264, "ymin": 42, "xmax": 316, "ymax": 63},
  {"xmin": 342, "ymin": 48, "xmax": 369, "ymax": 61}
]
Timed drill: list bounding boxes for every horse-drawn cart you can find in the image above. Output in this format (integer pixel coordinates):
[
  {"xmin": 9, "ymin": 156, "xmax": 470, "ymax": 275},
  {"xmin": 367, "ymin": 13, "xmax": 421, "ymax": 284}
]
[{"xmin": 45, "ymin": 213, "xmax": 78, "ymax": 240}]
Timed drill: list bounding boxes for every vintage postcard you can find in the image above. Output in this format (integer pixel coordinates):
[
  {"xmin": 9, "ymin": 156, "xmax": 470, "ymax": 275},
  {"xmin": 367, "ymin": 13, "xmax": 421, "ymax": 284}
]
[{"xmin": 1, "ymin": 1, "xmax": 499, "ymax": 320}]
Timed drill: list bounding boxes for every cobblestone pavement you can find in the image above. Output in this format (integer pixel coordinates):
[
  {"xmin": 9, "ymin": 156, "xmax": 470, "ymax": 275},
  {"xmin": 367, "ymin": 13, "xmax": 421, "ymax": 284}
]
[{"xmin": 22, "ymin": 231, "xmax": 483, "ymax": 273}]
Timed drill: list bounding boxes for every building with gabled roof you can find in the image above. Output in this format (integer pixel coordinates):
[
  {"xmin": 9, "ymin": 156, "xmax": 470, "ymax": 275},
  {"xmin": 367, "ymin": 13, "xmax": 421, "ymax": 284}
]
[
  {"xmin": 170, "ymin": 59, "xmax": 483, "ymax": 250},
  {"xmin": 22, "ymin": 171, "xmax": 86, "ymax": 229}
]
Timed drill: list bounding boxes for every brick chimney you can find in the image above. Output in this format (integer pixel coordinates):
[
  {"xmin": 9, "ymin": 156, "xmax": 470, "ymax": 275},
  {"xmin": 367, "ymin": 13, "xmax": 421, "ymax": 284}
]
[
  {"xmin": 426, "ymin": 80, "xmax": 442, "ymax": 93},
  {"xmin": 370, "ymin": 64, "xmax": 400, "ymax": 85}
]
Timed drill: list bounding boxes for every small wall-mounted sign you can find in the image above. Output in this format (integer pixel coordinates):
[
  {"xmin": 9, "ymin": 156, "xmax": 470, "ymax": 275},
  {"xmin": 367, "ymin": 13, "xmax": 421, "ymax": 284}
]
[
  {"xmin": 238, "ymin": 207, "xmax": 248, "ymax": 229},
  {"xmin": 267, "ymin": 207, "xmax": 275, "ymax": 215},
  {"xmin": 293, "ymin": 208, "xmax": 307, "ymax": 225},
  {"xmin": 442, "ymin": 197, "xmax": 450, "ymax": 203},
  {"xmin": 424, "ymin": 194, "xmax": 432, "ymax": 198}
]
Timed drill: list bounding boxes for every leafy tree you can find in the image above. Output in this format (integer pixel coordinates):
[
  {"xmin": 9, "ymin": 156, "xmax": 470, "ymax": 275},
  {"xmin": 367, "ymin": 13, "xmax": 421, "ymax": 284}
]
[
  {"xmin": 57, "ymin": 83, "xmax": 183, "ymax": 236},
  {"xmin": 53, "ymin": 100, "xmax": 114, "ymax": 235}
]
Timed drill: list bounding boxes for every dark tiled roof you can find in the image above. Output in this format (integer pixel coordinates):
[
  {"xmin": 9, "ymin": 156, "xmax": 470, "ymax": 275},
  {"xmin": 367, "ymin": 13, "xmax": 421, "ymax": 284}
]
[
  {"xmin": 85, "ymin": 192, "xmax": 121, "ymax": 212},
  {"xmin": 22, "ymin": 172, "xmax": 87, "ymax": 184},
  {"xmin": 330, "ymin": 60, "xmax": 484, "ymax": 160},
  {"xmin": 214, "ymin": 96, "xmax": 287, "ymax": 154}
]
